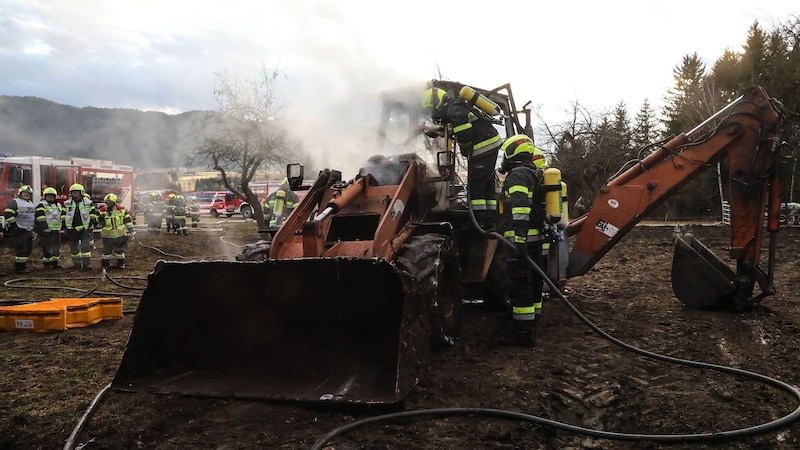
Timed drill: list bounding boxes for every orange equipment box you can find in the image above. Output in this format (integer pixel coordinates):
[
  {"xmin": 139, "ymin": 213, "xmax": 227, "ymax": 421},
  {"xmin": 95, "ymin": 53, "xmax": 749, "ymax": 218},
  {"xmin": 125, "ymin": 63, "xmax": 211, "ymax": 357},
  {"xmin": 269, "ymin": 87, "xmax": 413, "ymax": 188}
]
[{"xmin": 0, "ymin": 297, "xmax": 123, "ymax": 332}]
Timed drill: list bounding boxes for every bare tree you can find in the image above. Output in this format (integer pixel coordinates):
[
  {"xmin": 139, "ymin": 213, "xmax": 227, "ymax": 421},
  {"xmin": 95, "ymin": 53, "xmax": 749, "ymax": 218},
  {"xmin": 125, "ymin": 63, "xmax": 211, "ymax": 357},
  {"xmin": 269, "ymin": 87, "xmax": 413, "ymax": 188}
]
[{"xmin": 188, "ymin": 65, "xmax": 296, "ymax": 231}]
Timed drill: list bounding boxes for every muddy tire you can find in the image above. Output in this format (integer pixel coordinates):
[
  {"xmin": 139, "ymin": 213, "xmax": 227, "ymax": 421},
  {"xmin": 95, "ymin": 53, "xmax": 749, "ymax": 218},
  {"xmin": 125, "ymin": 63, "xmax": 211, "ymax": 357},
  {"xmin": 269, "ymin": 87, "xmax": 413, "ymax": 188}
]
[
  {"xmin": 395, "ymin": 234, "xmax": 463, "ymax": 348},
  {"xmin": 211, "ymin": 210, "xmax": 219, "ymax": 218}
]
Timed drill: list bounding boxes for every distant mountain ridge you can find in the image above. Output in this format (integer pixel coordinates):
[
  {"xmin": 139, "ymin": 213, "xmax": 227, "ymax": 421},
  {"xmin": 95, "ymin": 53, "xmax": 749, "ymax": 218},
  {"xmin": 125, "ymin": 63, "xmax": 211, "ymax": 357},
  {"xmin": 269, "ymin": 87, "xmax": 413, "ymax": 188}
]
[{"xmin": 0, "ymin": 95, "xmax": 212, "ymax": 170}]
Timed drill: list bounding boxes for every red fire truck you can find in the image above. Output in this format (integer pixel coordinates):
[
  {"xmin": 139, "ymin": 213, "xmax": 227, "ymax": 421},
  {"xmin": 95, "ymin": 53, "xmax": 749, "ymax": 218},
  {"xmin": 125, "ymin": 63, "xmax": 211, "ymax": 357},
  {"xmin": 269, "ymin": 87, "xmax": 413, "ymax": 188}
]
[{"xmin": 0, "ymin": 155, "xmax": 135, "ymax": 211}]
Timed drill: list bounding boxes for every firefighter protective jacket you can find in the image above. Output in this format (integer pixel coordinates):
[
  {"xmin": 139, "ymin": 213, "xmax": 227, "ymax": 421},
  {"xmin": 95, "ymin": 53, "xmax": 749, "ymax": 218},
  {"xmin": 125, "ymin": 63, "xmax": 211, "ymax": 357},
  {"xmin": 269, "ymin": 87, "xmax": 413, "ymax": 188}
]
[
  {"xmin": 4, "ymin": 198, "xmax": 36, "ymax": 231},
  {"xmin": 35, "ymin": 200, "xmax": 66, "ymax": 232},
  {"xmin": 438, "ymin": 98, "xmax": 502, "ymax": 158},
  {"xmin": 64, "ymin": 197, "xmax": 99, "ymax": 231},
  {"xmin": 99, "ymin": 205, "xmax": 134, "ymax": 238},
  {"xmin": 501, "ymin": 162, "xmax": 545, "ymax": 244}
]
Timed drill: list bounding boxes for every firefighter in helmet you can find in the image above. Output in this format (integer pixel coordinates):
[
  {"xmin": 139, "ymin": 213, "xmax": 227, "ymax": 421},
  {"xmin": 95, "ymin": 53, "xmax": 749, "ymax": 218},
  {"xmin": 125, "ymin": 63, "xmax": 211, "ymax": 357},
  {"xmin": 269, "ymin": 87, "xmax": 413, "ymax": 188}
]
[
  {"xmin": 98, "ymin": 193, "xmax": 134, "ymax": 270},
  {"xmin": 173, "ymin": 194, "xmax": 187, "ymax": 235},
  {"xmin": 145, "ymin": 192, "xmax": 164, "ymax": 234},
  {"xmin": 499, "ymin": 134, "xmax": 546, "ymax": 347},
  {"xmin": 164, "ymin": 193, "xmax": 177, "ymax": 233},
  {"xmin": 63, "ymin": 183, "xmax": 99, "ymax": 270},
  {"xmin": 4, "ymin": 185, "xmax": 37, "ymax": 273},
  {"xmin": 35, "ymin": 187, "xmax": 66, "ymax": 269},
  {"xmin": 422, "ymin": 86, "xmax": 502, "ymax": 231},
  {"xmin": 188, "ymin": 195, "xmax": 200, "ymax": 228}
]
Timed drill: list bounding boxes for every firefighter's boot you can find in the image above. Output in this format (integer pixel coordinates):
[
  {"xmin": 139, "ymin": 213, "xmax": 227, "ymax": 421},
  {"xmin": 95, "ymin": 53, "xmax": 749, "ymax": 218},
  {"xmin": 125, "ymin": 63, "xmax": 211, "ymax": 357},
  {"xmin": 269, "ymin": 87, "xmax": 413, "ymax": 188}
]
[
  {"xmin": 115, "ymin": 260, "xmax": 126, "ymax": 270},
  {"xmin": 101, "ymin": 259, "xmax": 110, "ymax": 270},
  {"xmin": 82, "ymin": 257, "xmax": 92, "ymax": 271},
  {"xmin": 15, "ymin": 262, "xmax": 29, "ymax": 274}
]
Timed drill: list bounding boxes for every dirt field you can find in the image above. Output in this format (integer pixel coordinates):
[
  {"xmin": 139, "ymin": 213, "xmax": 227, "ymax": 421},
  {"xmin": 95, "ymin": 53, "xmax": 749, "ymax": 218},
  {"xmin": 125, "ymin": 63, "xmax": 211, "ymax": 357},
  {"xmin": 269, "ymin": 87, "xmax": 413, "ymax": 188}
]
[{"xmin": 1, "ymin": 220, "xmax": 799, "ymax": 450}]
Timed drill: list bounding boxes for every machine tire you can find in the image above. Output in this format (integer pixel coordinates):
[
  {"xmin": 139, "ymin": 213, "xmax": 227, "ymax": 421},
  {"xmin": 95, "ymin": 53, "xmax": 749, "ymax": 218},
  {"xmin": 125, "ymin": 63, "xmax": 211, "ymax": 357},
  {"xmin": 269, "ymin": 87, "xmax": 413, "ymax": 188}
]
[
  {"xmin": 210, "ymin": 210, "xmax": 219, "ymax": 218},
  {"xmin": 395, "ymin": 233, "xmax": 463, "ymax": 348},
  {"xmin": 240, "ymin": 205, "xmax": 254, "ymax": 220}
]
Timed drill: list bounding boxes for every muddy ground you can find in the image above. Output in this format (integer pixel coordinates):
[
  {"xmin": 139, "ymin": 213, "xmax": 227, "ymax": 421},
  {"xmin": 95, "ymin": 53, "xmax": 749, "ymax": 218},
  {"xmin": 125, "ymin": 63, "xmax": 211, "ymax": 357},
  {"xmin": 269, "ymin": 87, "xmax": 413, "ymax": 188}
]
[{"xmin": 1, "ymin": 220, "xmax": 799, "ymax": 450}]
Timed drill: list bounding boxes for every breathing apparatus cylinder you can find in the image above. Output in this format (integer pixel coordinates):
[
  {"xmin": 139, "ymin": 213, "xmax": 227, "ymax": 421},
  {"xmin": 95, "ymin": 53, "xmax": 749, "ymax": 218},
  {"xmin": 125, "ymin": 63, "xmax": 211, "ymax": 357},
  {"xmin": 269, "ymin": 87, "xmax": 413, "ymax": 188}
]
[
  {"xmin": 543, "ymin": 168, "xmax": 562, "ymax": 224},
  {"xmin": 458, "ymin": 85, "xmax": 501, "ymax": 116},
  {"xmin": 560, "ymin": 181, "xmax": 569, "ymax": 227},
  {"xmin": 274, "ymin": 190, "xmax": 286, "ymax": 217}
]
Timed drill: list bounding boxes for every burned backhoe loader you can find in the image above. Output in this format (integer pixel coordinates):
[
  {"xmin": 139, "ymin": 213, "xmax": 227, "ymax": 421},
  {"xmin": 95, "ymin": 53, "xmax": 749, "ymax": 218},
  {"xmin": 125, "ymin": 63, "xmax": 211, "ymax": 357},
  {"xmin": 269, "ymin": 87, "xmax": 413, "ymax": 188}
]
[
  {"xmin": 114, "ymin": 153, "xmax": 494, "ymax": 404},
  {"xmin": 556, "ymin": 85, "xmax": 785, "ymax": 311}
]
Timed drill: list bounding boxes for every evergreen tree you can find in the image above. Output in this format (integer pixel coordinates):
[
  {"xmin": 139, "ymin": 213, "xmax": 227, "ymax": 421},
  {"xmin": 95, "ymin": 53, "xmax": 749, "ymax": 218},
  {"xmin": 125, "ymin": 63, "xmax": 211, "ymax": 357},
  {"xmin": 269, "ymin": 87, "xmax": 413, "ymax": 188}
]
[
  {"xmin": 631, "ymin": 99, "xmax": 659, "ymax": 151},
  {"xmin": 662, "ymin": 53, "xmax": 706, "ymax": 138}
]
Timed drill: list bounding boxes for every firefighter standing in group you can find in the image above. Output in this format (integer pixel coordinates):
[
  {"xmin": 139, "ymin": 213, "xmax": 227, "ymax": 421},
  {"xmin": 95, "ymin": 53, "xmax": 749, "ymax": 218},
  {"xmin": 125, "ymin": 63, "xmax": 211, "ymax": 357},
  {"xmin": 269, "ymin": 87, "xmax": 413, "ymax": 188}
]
[
  {"xmin": 499, "ymin": 135, "xmax": 546, "ymax": 347},
  {"xmin": 144, "ymin": 192, "xmax": 164, "ymax": 234},
  {"xmin": 98, "ymin": 193, "xmax": 135, "ymax": 270},
  {"xmin": 173, "ymin": 194, "xmax": 187, "ymax": 235},
  {"xmin": 3, "ymin": 185, "xmax": 36, "ymax": 274},
  {"xmin": 422, "ymin": 86, "xmax": 503, "ymax": 231},
  {"xmin": 35, "ymin": 186, "xmax": 66, "ymax": 269},
  {"xmin": 163, "ymin": 193, "xmax": 176, "ymax": 233},
  {"xmin": 63, "ymin": 183, "xmax": 99, "ymax": 270},
  {"xmin": 188, "ymin": 196, "xmax": 200, "ymax": 228}
]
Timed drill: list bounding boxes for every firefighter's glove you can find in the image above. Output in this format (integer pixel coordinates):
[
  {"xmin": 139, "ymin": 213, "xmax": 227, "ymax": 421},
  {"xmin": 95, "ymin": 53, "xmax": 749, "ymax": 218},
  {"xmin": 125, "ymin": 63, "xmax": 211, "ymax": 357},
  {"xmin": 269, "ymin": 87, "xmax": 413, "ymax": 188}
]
[{"xmin": 424, "ymin": 125, "xmax": 445, "ymax": 138}]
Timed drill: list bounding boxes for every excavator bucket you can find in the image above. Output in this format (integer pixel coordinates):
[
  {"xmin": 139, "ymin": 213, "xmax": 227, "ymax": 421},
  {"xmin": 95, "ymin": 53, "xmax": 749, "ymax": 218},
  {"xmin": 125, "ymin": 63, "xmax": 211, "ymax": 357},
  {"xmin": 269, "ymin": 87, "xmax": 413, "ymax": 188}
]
[
  {"xmin": 112, "ymin": 259, "xmax": 431, "ymax": 405},
  {"xmin": 671, "ymin": 230, "xmax": 737, "ymax": 308}
]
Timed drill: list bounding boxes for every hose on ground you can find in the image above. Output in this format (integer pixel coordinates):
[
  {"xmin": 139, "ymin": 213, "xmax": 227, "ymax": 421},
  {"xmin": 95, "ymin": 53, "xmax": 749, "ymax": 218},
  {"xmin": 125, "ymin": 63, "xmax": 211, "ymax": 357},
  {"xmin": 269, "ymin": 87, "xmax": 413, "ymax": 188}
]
[{"xmin": 63, "ymin": 383, "xmax": 111, "ymax": 450}]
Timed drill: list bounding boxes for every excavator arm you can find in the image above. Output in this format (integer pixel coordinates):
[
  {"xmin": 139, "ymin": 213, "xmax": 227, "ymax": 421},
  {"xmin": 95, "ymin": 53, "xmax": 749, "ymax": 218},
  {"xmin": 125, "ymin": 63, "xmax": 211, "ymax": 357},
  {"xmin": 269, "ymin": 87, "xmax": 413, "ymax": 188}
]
[{"xmin": 564, "ymin": 85, "xmax": 784, "ymax": 310}]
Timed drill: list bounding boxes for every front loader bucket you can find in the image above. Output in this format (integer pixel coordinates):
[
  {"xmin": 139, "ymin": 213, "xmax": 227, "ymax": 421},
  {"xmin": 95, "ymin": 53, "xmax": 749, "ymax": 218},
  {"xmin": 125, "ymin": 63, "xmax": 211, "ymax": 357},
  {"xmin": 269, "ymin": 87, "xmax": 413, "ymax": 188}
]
[
  {"xmin": 113, "ymin": 259, "xmax": 430, "ymax": 405},
  {"xmin": 671, "ymin": 232, "xmax": 737, "ymax": 308}
]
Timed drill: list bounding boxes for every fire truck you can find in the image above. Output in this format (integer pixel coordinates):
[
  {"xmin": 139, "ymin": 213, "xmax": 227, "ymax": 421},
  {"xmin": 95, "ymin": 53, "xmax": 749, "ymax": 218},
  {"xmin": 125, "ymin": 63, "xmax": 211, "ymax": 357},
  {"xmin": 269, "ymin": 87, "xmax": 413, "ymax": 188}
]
[{"xmin": 0, "ymin": 155, "xmax": 135, "ymax": 211}]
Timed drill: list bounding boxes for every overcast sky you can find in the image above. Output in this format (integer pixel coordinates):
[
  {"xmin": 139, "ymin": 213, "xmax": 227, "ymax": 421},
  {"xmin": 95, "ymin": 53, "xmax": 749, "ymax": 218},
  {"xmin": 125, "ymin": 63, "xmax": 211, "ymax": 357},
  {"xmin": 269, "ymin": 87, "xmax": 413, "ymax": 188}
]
[{"xmin": 1, "ymin": 0, "xmax": 797, "ymax": 159}]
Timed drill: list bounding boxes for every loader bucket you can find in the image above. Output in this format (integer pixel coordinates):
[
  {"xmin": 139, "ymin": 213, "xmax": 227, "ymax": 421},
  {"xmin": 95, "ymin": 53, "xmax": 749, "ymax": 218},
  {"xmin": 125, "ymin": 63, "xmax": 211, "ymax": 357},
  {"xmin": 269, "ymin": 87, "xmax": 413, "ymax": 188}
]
[
  {"xmin": 671, "ymin": 232, "xmax": 737, "ymax": 308},
  {"xmin": 112, "ymin": 259, "xmax": 431, "ymax": 405}
]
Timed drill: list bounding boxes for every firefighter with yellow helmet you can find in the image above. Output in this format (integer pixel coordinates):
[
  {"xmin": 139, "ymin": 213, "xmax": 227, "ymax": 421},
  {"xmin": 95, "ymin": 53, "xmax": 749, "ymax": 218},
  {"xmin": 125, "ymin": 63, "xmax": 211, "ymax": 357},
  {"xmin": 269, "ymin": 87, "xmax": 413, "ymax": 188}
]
[
  {"xmin": 35, "ymin": 186, "xmax": 66, "ymax": 269},
  {"xmin": 64, "ymin": 183, "xmax": 99, "ymax": 270},
  {"xmin": 98, "ymin": 193, "xmax": 134, "ymax": 270},
  {"xmin": 4, "ymin": 185, "xmax": 37, "ymax": 273},
  {"xmin": 421, "ymin": 85, "xmax": 503, "ymax": 231},
  {"xmin": 173, "ymin": 194, "xmax": 187, "ymax": 235},
  {"xmin": 499, "ymin": 134, "xmax": 546, "ymax": 347},
  {"xmin": 164, "ymin": 193, "xmax": 177, "ymax": 233},
  {"xmin": 144, "ymin": 192, "xmax": 164, "ymax": 234},
  {"xmin": 188, "ymin": 195, "xmax": 200, "ymax": 228}
]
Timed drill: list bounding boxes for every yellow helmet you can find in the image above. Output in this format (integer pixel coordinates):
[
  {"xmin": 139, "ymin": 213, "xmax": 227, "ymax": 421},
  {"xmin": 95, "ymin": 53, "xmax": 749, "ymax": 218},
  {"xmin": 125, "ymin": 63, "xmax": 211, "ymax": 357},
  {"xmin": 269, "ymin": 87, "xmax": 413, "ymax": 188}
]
[
  {"xmin": 17, "ymin": 185, "xmax": 33, "ymax": 197},
  {"xmin": 421, "ymin": 87, "xmax": 447, "ymax": 109},
  {"xmin": 43, "ymin": 187, "xmax": 58, "ymax": 196},
  {"xmin": 69, "ymin": 183, "xmax": 85, "ymax": 193},
  {"xmin": 191, "ymin": 196, "xmax": 197, "ymax": 201},
  {"xmin": 502, "ymin": 134, "xmax": 535, "ymax": 161},
  {"xmin": 150, "ymin": 192, "xmax": 159, "ymax": 199},
  {"xmin": 104, "ymin": 193, "xmax": 118, "ymax": 203},
  {"xmin": 168, "ymin": 193, "xmax": 177, "ymax": 200},
  {"xmin": 276, "ymin": 189, "xmax": 286, "ymax": 198},
  {"xmin": 532, "ymin": 146, "xmax": 546, "ymax": 169}
]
